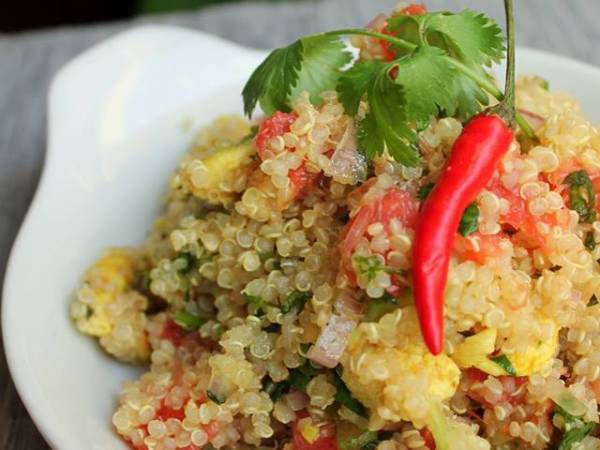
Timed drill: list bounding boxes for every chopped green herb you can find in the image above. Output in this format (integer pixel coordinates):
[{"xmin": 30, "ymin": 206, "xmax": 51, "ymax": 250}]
[
  {"xmin": 335, "ymin": 372, "xmax": 368, "ymax": 418},
  {"xmin": 565, "ymin": 170, "xmax": 596, "ymax": 224},
  {"xmin": 353, "ymin": 255, "xmax": 401, "ymax": 282},
  {"xmin": 263, "ymin": 377, "xmax": 289, "ymax": 401},
  {"xmin": 459, "ymin": 203, "xmax": 480, "ymax": 236},
  {"xmin": 585, "ymin": 232, "xmax": 596, "ymax": 251},
  {"xmin": 243, "ymin": 9, "xmax": 505, "ymax": 165},
  {"xmin": 340, "ymin": 431, "xmax": 378, "ymax": 450},
  {"xmin": 557, "ymin": 422, "xmax": 595, "ymax": 450},
  {"xmin": 554, "ymin": 403, "xmax": 582, "ymax": 425},
  {"xmin": 417, "ymin": 182, "xmax": 435, "ymax": 201},
  {"xmin": 173, "ymin": 311, "xmax": 205, "ymax": 330},
  {"xmin": 138, "ymin": 269, "xmax": 151, "ymax": 291},
  {"xmin": 177, "ymin": 252, "xmax": 197, "ymax": 274},
  {"xmin": 588, "ymin": 295, "xmax": 599, "ymax": 307},
  {"xmin": 207, "ymin": 390, "xmax": 224, "ymax": 404},
  {"xmin": 242, "ymin": 35, "xmax": 351, "ymax": 116},
  {"xmin": 288, "ymin": 361, "xmax": 321, "ymax": 391},
  {"xmin": 537, "ymin": 77, "xmax": 550, "ymax": 91},
  {"xmin": 281, "ymin": 290, "xmax": 312, "ymax": 314},
  {"xmin": 365, "ymin": 293, "xmax": 398, "ymax": 322},
  {"xmin": 300, "ymin": 343, "xmax": 312, "ymax": 355},
  {"xmin": 549, "ymin": 265, "xmax": 562, "ymax": 272},
  {"xmin": 489, "ymin": 354, "xmax": 517, "ymax": 376}
]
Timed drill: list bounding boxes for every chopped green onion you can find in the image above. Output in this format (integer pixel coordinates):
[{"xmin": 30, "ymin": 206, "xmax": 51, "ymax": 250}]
[
  {"xmin": 173, "ymin": 311, "xmax": 205, "ymax": 330},
  {"xmin": 353, "ymin": 255, "xmax": 402, "ymax": 282},
  {"xmin": 263, "ymin": 377, "xmax": 289, "ymax": 401},
  {"xmin": 557, "ymin": 422, "xmax": 595, "ymax": 450},
  {"xmin": 459, "ymin": 203, "xmax": 479, "ymax": 237},
  {"xmin": 335, "ymin": 372, "xmax": 367, "ymax": 418},
  {"xmin": 339, "ymin": 431, "xmax": 378, "ymax": 450},
  {"xmin": 489, "ymin": 354, "xmax": 517, "ymax": 376},
  {"xmin": 177, "ymin": 252, "xmax": 197, "ymax": 273}
]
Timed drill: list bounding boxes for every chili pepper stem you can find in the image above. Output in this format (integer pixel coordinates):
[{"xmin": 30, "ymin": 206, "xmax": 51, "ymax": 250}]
[{"xmin": 488, "ymin": 0, "xmax": 516, "ymax": 127}]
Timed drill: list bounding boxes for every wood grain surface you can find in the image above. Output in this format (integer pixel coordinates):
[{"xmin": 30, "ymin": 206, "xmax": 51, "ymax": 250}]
[{"xmin": 0, "ymin": 0, "xmax": 598, "ymax": 448}]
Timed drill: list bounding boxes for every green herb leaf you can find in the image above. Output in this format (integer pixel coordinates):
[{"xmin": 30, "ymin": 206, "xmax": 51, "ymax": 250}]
[
  {"xmin": 281, "ymin": 290, "xmax": 312, "ymax": 314},
  {"xmin": 207, "ymin": 390, "xmax": 225, "ymax": 404},
  {"xmin": 263, "ymin": 377, "xmax": 289, "ymax": 401},
  {"xmin": 416, "ymin": 10, "xmax": 505, "ymax": 68},
  {"xmin": 353, "ymin": 255, "xmax": 402, "ymax": 283},
  {"xmin": 588, "ymin": 295, "xmax": 599, "ymax": 307},
  {"xmin": 242, "ymin": 35, "xmax": 350, "ymax": 116},
  {"xmin": 557, "ymin": 422, "xmax": 595, "ymax": 450},
  {"xmin": 177, "ymin": 252, "xmax": 197, "ymax": 274},
  {"xmin": 335, "ymin": 372, "xmax": 368, "ymax": 418},
  {"xmin": 289, "ymin": 361, "xmax": 321, "ymax": 391},
  {"xmin": 173, "ymin": 311, "xmax": 205, "ymax": 330},
  {"xmin": 340, "ymin": 431, "xmax": 378, "ymax": 450},
  {"xmin": 554, "ymin": 403, "xmax": 582, "ymax": 426},
  {"xmin": 353, "ymin": 63, "xmax": 419, "ymax": 166},
  {"xmin": 290, "ymin": 35, "xmax": 352, "ymax": 106},
  {"xmin": 585, "ymin": 232, "xmax": 596, "ymax": 251},
  {"xmin": 459, "ymin": 203, "xmax": 480, "ymax": 236},
  {"xmin": 417, "ymin": 182, "xmax": 435, "ymax": 201},
  {"xmin": 365, "ymin": 293, "xmax": 398, "ymax": 322},
  {"xmin": 393, "ymin": 46, "xmax": 456, "ymax": 123},
  {"xmin": 242, "ymin": 41, "xmax": 302, "ymax": 116},
  {"xmin": 489, "ymin": 354, "xmax": 517, "ymax": 376},
  {"xmin": 337, "ymin": 60, "xmax": 381, "ymax": 116},
  {"xmin": 565, "ymin": 170, "xmax": 597, "ymax": 223}
]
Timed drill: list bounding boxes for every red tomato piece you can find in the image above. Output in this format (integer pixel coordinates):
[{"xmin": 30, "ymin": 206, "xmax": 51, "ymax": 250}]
[
  {"xmin": 159, "ymin": 319, "xmax": 187, "ymax": 347},
  {"xmin": 339, "ymin": 186, "xmax": 419, "ymax": 284},
  {"xmin": 420, "ymin": 428, "xmax": 436, "ymax": 449},
  {"xmin": 289, "ymin": 163, "xmax": 322, "ymax": 200},
  {"xmin": 255, "ymin": 111, "xmax": 298, "ymax": 159},
  {"xmin": 292, "ymin": 413, "xmax": 337, "ymax": 450},
  {"xmin": 465, "ymin": 367, "xmax": 489, "ymax": 382},
  {"xmin": 454, "ymin": 232, "xmax": 505, "ymax": 265}
]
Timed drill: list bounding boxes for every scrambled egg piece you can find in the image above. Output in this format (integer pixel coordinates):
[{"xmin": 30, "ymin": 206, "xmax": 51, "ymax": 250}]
[
  {"xmin": 71, "ymin": 249, "xmax": 149, "ymax": 362},
  {"xmin": 341, "ymin": 307, "xmax": 460, "ymax": 428},
  {"xmin": 503, "ymin": 316, "xmax": 559, "ymax": 376},
  {"xmin": 452, "ymin": 317, "xmax": 559, "ymax": 377},
  {"xmin": 181, "ymin": 140, "xmax": 256, "ymax": 205},
  {"xmin": 452, "ymin": 329, "xmax": 506, "ymax": 376}
]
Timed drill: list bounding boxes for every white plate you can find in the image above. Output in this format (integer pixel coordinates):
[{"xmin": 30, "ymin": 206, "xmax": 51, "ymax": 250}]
[{"xmin": 2, "ymin": 25, "xmax": 600, "ymax": 450}]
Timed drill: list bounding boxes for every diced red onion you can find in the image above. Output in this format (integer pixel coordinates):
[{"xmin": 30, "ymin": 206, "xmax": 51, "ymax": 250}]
[
  {"xmin": 327, "ymin": 123, "xmax": 368, "ymax": 185},
  {"xmin": 307, "ymin": 315, "xmax": 356, "ymax": 368}
]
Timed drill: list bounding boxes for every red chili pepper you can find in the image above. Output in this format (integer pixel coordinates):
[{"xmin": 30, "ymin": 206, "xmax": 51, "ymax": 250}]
[
  {"xmin": 412, "ymin": 115, "xmax": 514, "ymax": 354},
  {"xmin": 412, "ymin": 0, "xmax": 517, "ymax": 355}
]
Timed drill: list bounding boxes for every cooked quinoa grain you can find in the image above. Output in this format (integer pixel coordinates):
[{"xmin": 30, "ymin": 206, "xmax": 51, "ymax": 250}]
[{"xmin": 71, "ymin": 7, "xmax": 600, "ymax": 450}]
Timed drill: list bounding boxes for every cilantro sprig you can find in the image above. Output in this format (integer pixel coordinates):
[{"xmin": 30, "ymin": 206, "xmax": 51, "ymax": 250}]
[{"xmin": 242, "ymin": 8, "xmax": 513, "ymax": 166}]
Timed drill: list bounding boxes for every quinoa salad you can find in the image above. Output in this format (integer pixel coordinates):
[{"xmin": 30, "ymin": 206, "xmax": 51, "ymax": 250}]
[{"xmin": 70, "ymin": 2, "xmax": 600, "ymax": 450}]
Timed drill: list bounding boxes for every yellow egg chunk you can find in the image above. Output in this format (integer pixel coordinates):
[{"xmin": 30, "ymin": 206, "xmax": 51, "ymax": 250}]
[
  {"xmin": 503, "ymin": 317, "xmax": 559, "ymax": 376},
  {"xmin": 182, "ymin": 140, "xmax": 256, "ymax": 205},
  {"xmin": 341, "ymin": 307, "xmax": 460, "ymax": 428},
  {"xmin": 70, "ymin": 248, "xmax": 149, "ymax": 363},
  {"xmin": 452, "ymin": 328, "xmax": 506, "ymax": 376}
]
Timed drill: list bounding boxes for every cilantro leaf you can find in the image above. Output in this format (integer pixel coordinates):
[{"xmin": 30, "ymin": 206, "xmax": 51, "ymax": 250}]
[
  {"xmin": 393, "ymin": 46, "xmax": 456, "ymax": 123},
  {"xmin": 445, "ymin": 72, "xmax": 490, "ymax": 121},
  {"xmin": 290, "ymin": 35, "xmax": 352, "ymax": 106},
  {"xmin": 353, "ymin": 255, "xmax": 401, "ymax": 283},
  {"xmin": 281, "ymin": 290, "xmax": 312, "ymax": 314},
  {"xmin": 337, "ymin": 60, "xmax": 381, "ymax": 116},
  {"xmin": 459, "ymin": 203, "xmax": 479, "ymax": 236},
  {"xmin": 242, "ymin": 35, "xmax": 350, "ymax": 116},
  {"xmin": 242, "ymin": 41, "xmax": 302, "ymax": 116},
  {"xmin": 419, "ymin": 10, "xmax": 505, "ymax": 68},
  {"xmin": 417, "ymin": 182, "xmax": 435, "ymax": 201},
  {"xmin": 565, "ymin": 170, "xmax": 597, "ymax": 224},
  {"xmin": 356, "ymin": 64, "xmax": 419, "ymax": 166}
]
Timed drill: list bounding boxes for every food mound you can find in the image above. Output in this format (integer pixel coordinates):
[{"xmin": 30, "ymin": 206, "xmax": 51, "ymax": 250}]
[{"xmin": 70, "ymin": 3, "xmax": 600, "ymax": 449}]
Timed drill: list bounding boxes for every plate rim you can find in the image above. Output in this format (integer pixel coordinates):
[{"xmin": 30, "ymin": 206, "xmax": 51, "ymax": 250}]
[{"xmin": 3, "ymin": 24, "xmax": 600, "ymax": 449}]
